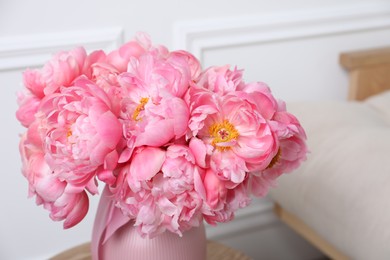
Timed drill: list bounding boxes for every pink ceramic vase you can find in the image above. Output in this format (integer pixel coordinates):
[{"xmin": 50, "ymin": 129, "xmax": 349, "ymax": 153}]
[{"xmin": 91, "ymin": 186, "xmax": 207, "ymax": 260}]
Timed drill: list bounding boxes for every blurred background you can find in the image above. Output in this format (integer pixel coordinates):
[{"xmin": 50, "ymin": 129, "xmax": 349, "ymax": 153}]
[{"xmin": 1, "ymin": 0, "xmax": 390, "ymax": 259}]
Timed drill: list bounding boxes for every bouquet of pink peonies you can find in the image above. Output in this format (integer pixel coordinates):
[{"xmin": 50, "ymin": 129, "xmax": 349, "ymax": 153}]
[{"xmin": 16, "ymin": 33, "xmax": 307, "ymax": 238}]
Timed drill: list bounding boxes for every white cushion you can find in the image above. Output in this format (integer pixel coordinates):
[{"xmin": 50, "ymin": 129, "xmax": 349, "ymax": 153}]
[
  {"xmin": 270, "ymin": 92, "xmax": 390, "ymax": 260},
  {"xmin": 365, "ymin": 90, "xmax": 390, "ymax": 122}
]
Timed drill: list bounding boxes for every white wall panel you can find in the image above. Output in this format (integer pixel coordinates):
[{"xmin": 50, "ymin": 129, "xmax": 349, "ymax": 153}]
[
  {"xmin": 0, "ymin": 28, "xmax": 123, "ymax": 70},
  {"xmin": 174, "ymin": 3, "xmax": 390, "ymax": 101},
  {"xmin": 173, "ymin": 3, "xmax": 390, "ymax": 57}
]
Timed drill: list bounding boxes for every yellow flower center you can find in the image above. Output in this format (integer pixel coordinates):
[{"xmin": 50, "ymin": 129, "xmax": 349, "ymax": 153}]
[
  {"xmin": 209, "ymin": 120, "xmax": 239, "ymax": 151},
  {"xmin": 267, "ymin": 148, "xmax": 281, "ymax": 169},
  {"xmin": 132, "ymin": 97, "xmax": 149, "ymax": 121}
]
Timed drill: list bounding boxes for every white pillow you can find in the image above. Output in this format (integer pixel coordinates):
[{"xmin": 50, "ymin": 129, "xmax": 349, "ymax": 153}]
[
  {"xmin": 364, "ymin": 90, "xmax": 390, "ymax": 121},
  {"xmin": 271, "ymin": 98, "xmax": 390, "ymax": 260}
]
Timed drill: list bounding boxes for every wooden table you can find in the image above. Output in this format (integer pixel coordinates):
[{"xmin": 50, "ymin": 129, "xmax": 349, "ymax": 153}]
[{"xmin": 50, "ymin": 241, "xmax": 252, "ymax": 260}]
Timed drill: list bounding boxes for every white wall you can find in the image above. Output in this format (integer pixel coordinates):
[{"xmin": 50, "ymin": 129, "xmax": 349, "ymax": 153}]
[{"xmin": 1, "ymin": 0, "xmax": 390, "ymax": 259}]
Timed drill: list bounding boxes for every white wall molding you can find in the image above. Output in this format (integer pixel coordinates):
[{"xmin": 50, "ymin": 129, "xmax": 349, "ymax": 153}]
[
  {"xmin": 0, "ymin": 27, "xmax": 124, "ymax": 71},
  {"xmin": 173, "ymin": 3, "xmax": 390, "ymax": 63},
  {"xmin": 205, "ymin": 197, "xmax": 277, "ymax": 240}
]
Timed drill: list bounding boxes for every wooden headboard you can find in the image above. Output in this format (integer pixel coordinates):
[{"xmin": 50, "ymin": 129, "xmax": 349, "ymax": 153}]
[{"xmin": 340, "ymin": 47, "xmax": 390, "ymax": 101}]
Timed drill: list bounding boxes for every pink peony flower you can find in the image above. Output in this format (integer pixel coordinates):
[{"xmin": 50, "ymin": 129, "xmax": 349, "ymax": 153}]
[
  {"xmin": 202, "ymin": 169, "xmax": 227, "ymax": 211},
  {"xmin": 106, "ymin": 32, "xmax": 151, "ymax": 72},
  {"xmin": 23, "ymin": 47, "xmax": 87, "ymax": 98},
  {"xmin": 121, "ymin": 91, "xmax": 189, "ymax": 149},
  {"xmin": 235, "ymin": 81, "xmax": 279, "ymax": 120},
  {"xmin": 202, "ymin": 169, "xmax": 251, "ymax": 225},
  {"xmin": 262, "ymin": 135, "xmax": 307, "ymax": 180},
  {"xmin": 17, "ymin": 47, "xmax": 106, "ymax": 128},
  {"xmin": 196, "ymin": 65, "xmax": 244, "ymax": 95},
  {"xmin": 113, "ymin": 145, "xmax": 205, "ymax": 237},
  {"xmin": 117, "ymin": 52, "xmax": 193, "ymax": 162},
  {"xmin": 168, "ymin": 50, "xmax": 202, "ymax": 85},
  {"xmin": 19, "ymin": 124, "xmax": 89, "ymax": 229},
  {"xmin": 16, "ymin": 91, "xmax": 41, "ymax": 127},
  {"xmin": 19, "ymin": 123, "xmax": 64, "ymax": 200},
  {"xmin": 187, "ymin": 88, "xmax": 279, "ymax": 186},
  {"xmin": 263, "ymin": 101, "xmax": 308, "ymax": 179},
  {"xmin": 246, "ymin": 172, "xmax": 276, "ymax": 198},
  {"xmin": 37, "ymin": 77, "xmax": 122, "ymax": 193},
  {"xmin": 270, "ymin": 100, "xmax": 307, "ymax": 139},
  {"xmin": 124, "ymin": 50, "xmax": 195, "ymax": 98},
  {"xmin": 45, "ymin": 190, "xmax": 89, "ymax": 229}
]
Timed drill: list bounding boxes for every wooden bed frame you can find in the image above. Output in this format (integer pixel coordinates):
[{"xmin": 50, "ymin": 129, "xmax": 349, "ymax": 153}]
[
  {"xmin": 340, "ymin": 46, "xmax": 390, "ymax": 101},
  {"xmin": 273, "ymin": 46, "xmax": 390, "ymax": 260}
]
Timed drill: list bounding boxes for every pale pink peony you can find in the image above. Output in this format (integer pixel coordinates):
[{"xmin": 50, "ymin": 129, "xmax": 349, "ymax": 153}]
[
  {"xmin": 16, "ymin": 92, "xmax": 41, "ymax": 127},
  {"xmin": 89, "ymin": 62, "xmax": 124, "ymax": 117},
  {"xmin": 37, "ymin": 77, "xmax": 122, "ymax": 193},
  {"xmin": 90, "ymin": 62, "xmax": 120, "ymax": 91},
  {"xmin": 19, "ymin": 124, "xmax": 89, "ymax": 228},
  {"xmin": 125, "ymin": 50, "xmax": 195, "ymax": 98},
  {"xmin": 23, "ymin": 47, "xmax": 88, "ymax": 98},
  {"xmin": 201, "ymin": 169, "xmax": 251, "ymax": 225},
  {"xmin": 18, "ymin": 47, "xmax": 106, "ymax": 128},
  {"xmin": 168, "ymin": 50, "xmax": 202, "ymax": 83},
  {"xmin": 106, "ymin": 32, "xmax": 151, "ymax": 72},
  {"xmin": 196, "ymin": 65, "xmax": 244, "ymax": 95},
  {"xmin": 113, "ymin": 145, "xmax": 205, "ymax": 237},
  {"xmin": 19, "ymin": 123, "xmax": 64, "ymax": 200},
  {"xmin": 22, "ymin": 47, "xmax": 106, "ymax": 99}
]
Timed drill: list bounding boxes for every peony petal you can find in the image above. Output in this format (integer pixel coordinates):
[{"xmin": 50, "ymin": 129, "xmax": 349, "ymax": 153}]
[
  {"xmin": 193, "ymin": 168, "xmax": 206, "ymax": 200},
  {"xmin": 158, "ymin": 197, "xmax": 176, "ymax": 216},
  {"xmin": 136, "ymin": 119, "xmax": 174, "ymax": 147},
  {"xmin": 130, "ymin": 147, "xmax": 166, "ymax": 181},
  {"xmin": 248, "ymin": 174, "xmax": 275, "ymax": 197},
  {"xmin": 104, "ymin": 150, "xmax": 119, "ymax": 171},
  {"xmin": 189, "ymin": 137, "xmax": 207, "ymax": 168},
  {"xmin": 94, "ymin": 111, "xmax": 122, "ymax": 149},
  {"xmin": 204, "ymin": 169, "xmax": 226, "ymax": 209},
  {"xmin": 63, "ymin": 192, "xmax": 89, "ymax": 229}
]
